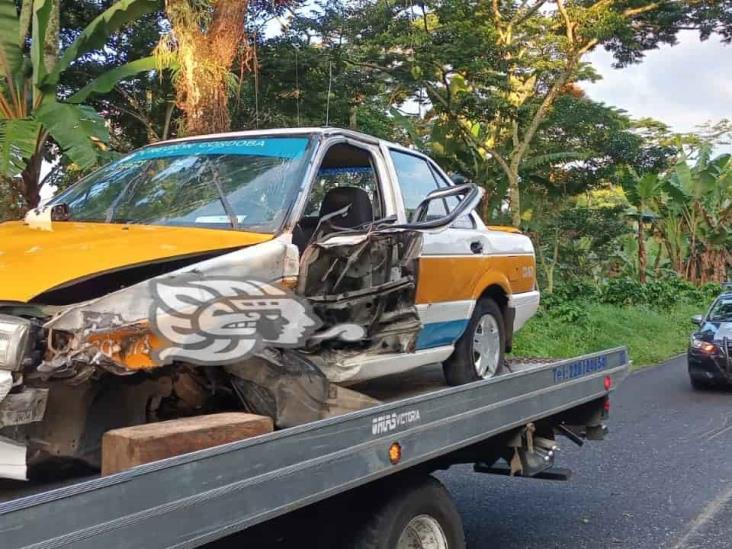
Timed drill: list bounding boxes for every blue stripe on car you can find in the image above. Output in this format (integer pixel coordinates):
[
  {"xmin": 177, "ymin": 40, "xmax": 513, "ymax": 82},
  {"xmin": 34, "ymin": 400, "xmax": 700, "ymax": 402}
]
[
  {"xmin": 416, "ymin": 319, "xmax": 469, "ymax": 349},
  {"xmin": 124, "ymin": 137, "xmax": 310, "ymax": 162}
]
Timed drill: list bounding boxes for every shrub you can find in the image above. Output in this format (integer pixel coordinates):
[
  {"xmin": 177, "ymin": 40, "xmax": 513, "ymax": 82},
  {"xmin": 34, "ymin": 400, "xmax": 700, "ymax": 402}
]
[
  {"xmin": 547, "ymin": 300, "xmax": 589, "ymax": 322},
  {"xmin": 544, "ymin": 276, "xmax": 721, "ymax": 312},
  {"xmin": 551, "ymin": 279, "xmax": 599, "ymax": 303},
  {"xmin": 539, "ymin": 282, "xmax": 592, "ymax": 322},
  {"xmin": 598, "ymin": 277, "xmax": 648, "ymax": 306}
]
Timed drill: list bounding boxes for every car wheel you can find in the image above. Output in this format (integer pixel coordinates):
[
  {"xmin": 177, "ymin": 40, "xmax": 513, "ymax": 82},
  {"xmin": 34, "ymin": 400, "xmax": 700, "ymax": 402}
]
[{"xmin": 443, "ymin": 298, "xmax": 505, "ymax": 386}]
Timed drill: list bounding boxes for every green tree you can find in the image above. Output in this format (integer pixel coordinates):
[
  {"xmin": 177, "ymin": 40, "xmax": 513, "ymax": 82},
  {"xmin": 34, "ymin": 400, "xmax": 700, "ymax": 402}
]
[
  {"xmin": 59, "ymin": 2, "xmax": 174, "ymax": 150},
  {"xmin": 0, "ymin": 0, "xmax": 161, "ymax": 210},
  {"xmin": 661, "ymin": 146, "xmax": 732, "ymax": 283},
  {"xmin": 223, "ymin": 0, "xmax": 400, "ymax": 138},
  {"xmin": 352, "ymin": 0, "xmax": 723, "ymax": 226},
  {"xmin": 622, "ymin": 168, "xmax": 663, "ymax": 284}
]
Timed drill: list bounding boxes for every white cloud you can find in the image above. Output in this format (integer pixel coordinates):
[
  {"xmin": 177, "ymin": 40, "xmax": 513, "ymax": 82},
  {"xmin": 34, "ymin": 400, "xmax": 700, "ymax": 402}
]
[{"xmin": 585, "ymin": 31, "xmax": 732, "ymax": 138}]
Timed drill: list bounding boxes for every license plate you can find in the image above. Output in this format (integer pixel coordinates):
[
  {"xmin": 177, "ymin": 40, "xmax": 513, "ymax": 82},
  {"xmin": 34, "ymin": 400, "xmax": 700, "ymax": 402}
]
[{"xmin": 0, "ymin": 388, "xmax": 49, "ymax": 427}]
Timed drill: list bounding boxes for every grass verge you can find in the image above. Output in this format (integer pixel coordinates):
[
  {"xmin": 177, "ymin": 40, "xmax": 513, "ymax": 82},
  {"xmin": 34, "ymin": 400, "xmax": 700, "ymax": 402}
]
[{"xmin": 512, "ymin": 302, "xmax": 701, "ymax": 369}]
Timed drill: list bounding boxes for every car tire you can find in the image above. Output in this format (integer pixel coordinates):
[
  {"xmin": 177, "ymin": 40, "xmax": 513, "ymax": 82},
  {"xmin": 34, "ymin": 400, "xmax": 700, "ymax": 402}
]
[
  {"xmin": 443, "ymin": 297, "xmax": 505, "ymax": 386},
  {"xmin": 348, "ymin": 475, "xmax": 466, "ymax": 549}
]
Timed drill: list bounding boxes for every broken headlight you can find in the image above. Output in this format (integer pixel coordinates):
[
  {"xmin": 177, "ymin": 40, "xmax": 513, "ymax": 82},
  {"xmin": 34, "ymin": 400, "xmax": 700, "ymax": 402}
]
[{"xmin": 0, "ymin": 315, "xmax": 35, "ymax": 371}]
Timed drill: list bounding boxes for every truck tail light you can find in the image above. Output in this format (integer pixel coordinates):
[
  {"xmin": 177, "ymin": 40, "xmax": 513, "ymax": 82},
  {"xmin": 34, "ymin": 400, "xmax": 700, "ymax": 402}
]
[{"xmin": 603, "ymin": 376, "xmax": 612, "ymax": 391}]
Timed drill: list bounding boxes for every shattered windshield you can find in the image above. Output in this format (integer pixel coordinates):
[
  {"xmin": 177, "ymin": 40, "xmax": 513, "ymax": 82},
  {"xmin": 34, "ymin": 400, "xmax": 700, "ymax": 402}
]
[
  {"xmin": 708, "ymin": 298, "xmax": 732, "ymax": 322},
  {"xmin": 51, "ymin": 137, "xmax": 312, "ymax": 233}
]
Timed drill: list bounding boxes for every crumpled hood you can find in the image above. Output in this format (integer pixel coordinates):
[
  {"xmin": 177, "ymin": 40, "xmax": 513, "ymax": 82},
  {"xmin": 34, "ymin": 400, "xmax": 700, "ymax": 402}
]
[{"xmin": 0, "ymin": 221, "xmax": 272, "ymax": 303}]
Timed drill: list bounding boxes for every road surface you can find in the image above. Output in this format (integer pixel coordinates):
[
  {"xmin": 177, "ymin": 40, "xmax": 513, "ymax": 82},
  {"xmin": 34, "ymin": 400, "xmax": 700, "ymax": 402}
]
[{"xmin": 440, "ymin": 355, "xmax": 732, "ymax": 548}]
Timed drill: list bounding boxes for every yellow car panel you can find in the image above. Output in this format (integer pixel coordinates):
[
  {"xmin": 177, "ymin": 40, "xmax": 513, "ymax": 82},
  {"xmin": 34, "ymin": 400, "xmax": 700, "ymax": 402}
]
[
  {"xmin": 0, "ymin": 221, "xmax": 271, "ymax": 303},
  {"xmin": 415, "ymin": 255, "xmax": 536, "ymax": 304}
]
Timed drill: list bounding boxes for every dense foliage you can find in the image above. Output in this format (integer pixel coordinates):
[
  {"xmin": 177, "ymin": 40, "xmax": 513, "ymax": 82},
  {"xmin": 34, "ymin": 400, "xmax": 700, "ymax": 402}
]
[{"xmin": 514, "ymin": 276, "xmax": 723, "ymax": 366}]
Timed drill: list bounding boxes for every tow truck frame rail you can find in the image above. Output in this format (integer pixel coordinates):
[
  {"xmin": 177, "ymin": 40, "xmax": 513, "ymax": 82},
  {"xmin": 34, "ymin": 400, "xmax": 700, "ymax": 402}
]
[{"xmin": 0, "ymin": 347, "xmax": 629, "ymax": 548}]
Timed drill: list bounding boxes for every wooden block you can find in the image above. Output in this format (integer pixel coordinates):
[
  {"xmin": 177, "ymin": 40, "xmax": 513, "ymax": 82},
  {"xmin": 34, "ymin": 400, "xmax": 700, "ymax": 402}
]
[{"xmin": 102, "ymin": 412, "xmax": 273, "ymax": 476}]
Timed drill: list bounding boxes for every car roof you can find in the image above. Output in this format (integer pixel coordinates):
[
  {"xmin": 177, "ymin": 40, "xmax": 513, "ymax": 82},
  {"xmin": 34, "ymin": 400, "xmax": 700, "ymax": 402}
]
[{"xmin": 147, "ymin": 127, "xmax": 415, "ymax": 154}]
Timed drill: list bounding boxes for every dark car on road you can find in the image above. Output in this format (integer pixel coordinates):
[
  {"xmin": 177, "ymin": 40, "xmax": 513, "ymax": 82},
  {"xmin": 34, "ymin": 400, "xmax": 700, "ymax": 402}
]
[{"xmin": 688, "ymin": 288, "xmax": 732, "ymax": 389}]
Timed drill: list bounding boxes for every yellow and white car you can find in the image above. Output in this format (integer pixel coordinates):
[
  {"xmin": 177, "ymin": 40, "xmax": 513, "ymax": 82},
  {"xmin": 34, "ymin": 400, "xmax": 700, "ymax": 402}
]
[{"xmin": 0, "ymin": 128, "xmax": 538, "ymax": 478}]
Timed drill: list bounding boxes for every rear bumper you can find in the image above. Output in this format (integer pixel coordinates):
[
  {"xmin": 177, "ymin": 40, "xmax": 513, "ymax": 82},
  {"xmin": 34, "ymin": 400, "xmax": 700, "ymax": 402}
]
[
  {"xmin": 688, "ymin": 351, "xmax": 732, "ymax": 385},
  {"xmin": 509, "ymin": 290, "xmax": 540, "ymax": 332}
]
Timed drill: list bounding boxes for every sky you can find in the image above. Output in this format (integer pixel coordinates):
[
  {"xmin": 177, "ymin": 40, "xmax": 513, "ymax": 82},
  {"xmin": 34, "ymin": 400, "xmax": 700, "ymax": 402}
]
[{"xmin": 585, "ymin": 31, "xmax": 732, "ymax": 139}]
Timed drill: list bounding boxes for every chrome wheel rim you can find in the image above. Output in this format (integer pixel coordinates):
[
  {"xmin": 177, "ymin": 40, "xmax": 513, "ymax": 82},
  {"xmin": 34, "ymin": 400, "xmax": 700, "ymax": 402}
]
[
  {"xmin": 472, "ymin": 314, "xmax": 501, "ymax": 379},
  {"xmin": 397, "ymin": 514, "xmax": 449, "ymax": 549}
]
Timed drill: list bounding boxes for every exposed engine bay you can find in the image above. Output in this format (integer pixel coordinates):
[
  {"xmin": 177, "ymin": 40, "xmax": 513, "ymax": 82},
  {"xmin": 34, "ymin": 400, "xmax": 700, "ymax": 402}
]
[{"xmin": 0, "ymin": 227, "xmax": 422, "ymax": 478}]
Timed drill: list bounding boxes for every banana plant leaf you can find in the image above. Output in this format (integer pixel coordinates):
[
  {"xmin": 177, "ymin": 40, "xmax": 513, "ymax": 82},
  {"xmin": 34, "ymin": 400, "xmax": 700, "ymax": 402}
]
[
  {"xmin": 40, "ymin": 0, "xmax": 160, "ymax": 92},
  {"xmin": 35, "ymin": 101, "xmax": 109, "ymax": 170},
  {"xmin": 0, "ymin": 118, "xmax": 41, "ymax": 177}
]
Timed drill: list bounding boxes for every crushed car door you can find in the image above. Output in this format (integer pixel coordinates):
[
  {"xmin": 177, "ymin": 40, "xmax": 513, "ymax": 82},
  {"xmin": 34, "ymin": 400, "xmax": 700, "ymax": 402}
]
[
  {"xmin": 294, "ymin": 141, "xmax": 424, "ymax": 374},
  {"xmin": 387, "ymin": 149, "xmax": 488, "ymax": 351},
  {"xmin": 295, "ymin": 141, "xmax": 482, "ymax": 377}
]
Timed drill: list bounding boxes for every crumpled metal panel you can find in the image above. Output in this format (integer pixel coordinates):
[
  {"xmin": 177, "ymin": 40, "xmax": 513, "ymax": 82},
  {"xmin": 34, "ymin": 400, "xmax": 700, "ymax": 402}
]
[
  {"xmin": 0, "ymin": 388, "xmax": 48, "ymax": 428},
  {"xmin": 226, "ymin": 348, "xmax": 379, "ymax": 428},
  {"xmin": 226, "ymin": 348, "xmax": 330, "ymax": 428},
  {"xmin": 297, "ymin": 229, "xmax": 424, "ymax": 381},
  {"xmin": 46, "ymin": 237, "xmax": 297, "ymax": 333}
]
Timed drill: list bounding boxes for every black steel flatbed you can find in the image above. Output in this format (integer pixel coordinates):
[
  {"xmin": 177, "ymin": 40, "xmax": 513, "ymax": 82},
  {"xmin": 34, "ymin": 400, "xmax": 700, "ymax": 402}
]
[{"xmin": 0, "ymin": 347, "xmax": 629, "ymax": 548}]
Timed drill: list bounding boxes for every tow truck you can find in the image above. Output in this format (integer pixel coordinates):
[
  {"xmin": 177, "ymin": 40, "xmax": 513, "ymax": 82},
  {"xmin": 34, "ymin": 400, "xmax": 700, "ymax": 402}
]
[{"xmin": 0, "ymin": 347, "xmax": 628, "ymax": 548}]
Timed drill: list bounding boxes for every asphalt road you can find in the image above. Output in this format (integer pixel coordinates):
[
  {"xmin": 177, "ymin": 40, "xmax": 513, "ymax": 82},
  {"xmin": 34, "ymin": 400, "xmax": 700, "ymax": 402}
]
[
  {"xmin": 437, "ymin": 355, "xmax": 732, "ymax": 549},
  {"xmin": 217, "ymin": 355, "xmax": 732, "ymax": 548}
]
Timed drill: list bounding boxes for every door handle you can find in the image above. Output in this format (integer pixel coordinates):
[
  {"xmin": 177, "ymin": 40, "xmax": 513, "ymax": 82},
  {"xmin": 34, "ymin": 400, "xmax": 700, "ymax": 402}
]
[{"xmin": 470, "ymin": 241, "xmax": 484, "ymax": 254}]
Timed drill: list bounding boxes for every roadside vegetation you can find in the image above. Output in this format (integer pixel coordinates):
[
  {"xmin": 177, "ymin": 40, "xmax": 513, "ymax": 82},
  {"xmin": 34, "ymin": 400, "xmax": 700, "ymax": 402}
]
[
  {"xmin": 0, "ymin": 0, "xmax": 730, "ymax": 365},
  {"xmin": 513, "ymin": 278, "xmax": 721, "ymax": 368}
]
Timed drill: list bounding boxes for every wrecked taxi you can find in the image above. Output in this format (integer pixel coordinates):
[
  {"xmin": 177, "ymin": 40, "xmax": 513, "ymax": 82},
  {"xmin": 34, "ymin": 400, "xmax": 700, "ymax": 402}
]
[{"xmin": 0, "ymin": 128, "xmax": 539, "ymax": 479}]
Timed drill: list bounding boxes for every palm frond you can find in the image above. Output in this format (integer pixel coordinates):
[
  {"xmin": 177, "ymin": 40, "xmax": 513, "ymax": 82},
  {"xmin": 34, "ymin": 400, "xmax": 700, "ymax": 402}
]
[
  {"xmin": 68, "ymin": 56, "xmax": 162, "ymax": 104},
  {"xmin": 0, "ymin": 0, "xmax": 23, "ymax": 78}
]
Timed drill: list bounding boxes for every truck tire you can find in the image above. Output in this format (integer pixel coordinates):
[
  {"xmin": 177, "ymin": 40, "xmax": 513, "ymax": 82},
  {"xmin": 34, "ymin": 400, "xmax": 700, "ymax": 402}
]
[
  {"xmin": 443, "ymin": 297, "xmax": 505, "ymax": 386},
  {"xmin": 349, "ymin": 475, "xmax": 466, "ymax": 549}
]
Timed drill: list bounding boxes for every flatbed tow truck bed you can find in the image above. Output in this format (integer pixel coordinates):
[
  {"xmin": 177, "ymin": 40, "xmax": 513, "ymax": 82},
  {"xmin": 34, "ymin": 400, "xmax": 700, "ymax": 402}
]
[{"xmin": 0, "ymin": 347, "xmax": 629, "ymax": 548}]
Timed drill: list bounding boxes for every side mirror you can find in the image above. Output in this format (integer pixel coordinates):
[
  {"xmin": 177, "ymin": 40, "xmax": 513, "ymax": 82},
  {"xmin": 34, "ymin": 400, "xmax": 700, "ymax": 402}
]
[
  {"xmin": 691, "ymin": 314, "xmax": 703, "ymax": 326},
  {"xmin": 406, "ymin": 183, "xmax": 483, "ymax": 229}
]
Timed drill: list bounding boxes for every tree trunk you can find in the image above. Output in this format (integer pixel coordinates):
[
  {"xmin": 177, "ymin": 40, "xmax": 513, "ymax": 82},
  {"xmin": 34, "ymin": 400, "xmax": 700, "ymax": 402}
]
[
  {"xmin": 43, "ymin": 0, "xmax": 60, "ymax": 74},
  {"xmin": 507, "ymin": 171, "xmax": 520, "ymax": 227},
  {"xmin": 637, "ymin": 217, "xmax": 646, "ymax": 284},
  {"xmin": 18, "ymin": 0, "xmax": 32, "ymax": 44},
  {"xmin": 700, "ymin": 249, "xmax": 728, "ymax": 284},
  {"xmin": 479, "ymin": 186, "xmax": 491, "ymax": 223},
  {"xmin": 653, "ymin": 240, "xmax": 662, "ymax": 278},
  {"xmin": 18, "ymin": 151, "xmax": 44, "ymax": 211},
  {"xmin": 166, "ymin": 0, "xmax": 249, "ymax": 136},
  {"xmin": 504, "ymin": 59, "xmax": 577, "ymax": 227}
]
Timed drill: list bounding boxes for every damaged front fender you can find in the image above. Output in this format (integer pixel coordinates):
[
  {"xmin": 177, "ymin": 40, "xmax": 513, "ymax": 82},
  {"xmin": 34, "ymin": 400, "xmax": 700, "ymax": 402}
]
[{"xmin": 40, "ymin": 237, "xmax": 300, "ymax": 374}]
